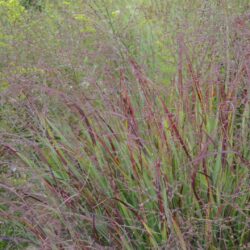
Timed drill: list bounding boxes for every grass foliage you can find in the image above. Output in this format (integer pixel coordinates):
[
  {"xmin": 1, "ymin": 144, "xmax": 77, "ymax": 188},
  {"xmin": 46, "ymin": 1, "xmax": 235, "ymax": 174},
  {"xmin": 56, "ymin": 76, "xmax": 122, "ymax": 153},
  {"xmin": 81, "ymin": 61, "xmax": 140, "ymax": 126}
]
[{"xmin": 0, "ymin": 0, "xmax": 249, "ymax": 249}]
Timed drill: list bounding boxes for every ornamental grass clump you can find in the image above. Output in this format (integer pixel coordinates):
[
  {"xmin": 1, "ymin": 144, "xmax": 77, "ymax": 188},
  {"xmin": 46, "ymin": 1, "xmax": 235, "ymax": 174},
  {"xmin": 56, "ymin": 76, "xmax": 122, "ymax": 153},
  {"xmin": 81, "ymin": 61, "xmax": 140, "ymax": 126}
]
[{"xmin": 0, "ymin": 0, "xmax": 249, "ymax": 249}]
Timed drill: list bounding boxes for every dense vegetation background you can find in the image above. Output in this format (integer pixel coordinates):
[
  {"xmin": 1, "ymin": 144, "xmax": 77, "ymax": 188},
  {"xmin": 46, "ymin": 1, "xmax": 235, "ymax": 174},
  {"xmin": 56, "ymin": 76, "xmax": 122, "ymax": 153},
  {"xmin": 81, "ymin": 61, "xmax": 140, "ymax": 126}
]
[{"xmin": 0, "ymin": 0, "xmax": 249, "ymax": 249}]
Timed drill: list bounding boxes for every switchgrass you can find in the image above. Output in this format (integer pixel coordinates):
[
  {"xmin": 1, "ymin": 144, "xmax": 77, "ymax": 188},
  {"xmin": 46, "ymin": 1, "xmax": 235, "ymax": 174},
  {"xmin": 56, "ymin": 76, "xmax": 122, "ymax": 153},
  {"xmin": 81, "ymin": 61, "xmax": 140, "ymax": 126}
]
[{"xmin": 0, "ymin": 0, "xmax": 249, "ymax": 249}]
